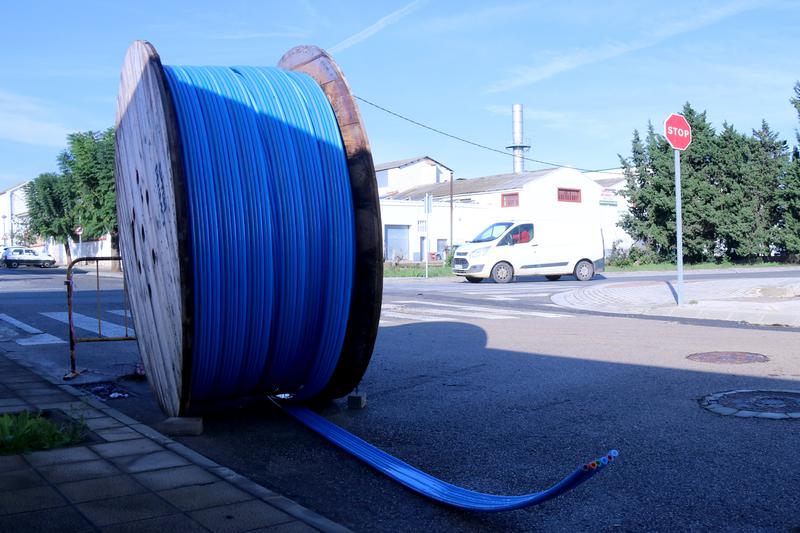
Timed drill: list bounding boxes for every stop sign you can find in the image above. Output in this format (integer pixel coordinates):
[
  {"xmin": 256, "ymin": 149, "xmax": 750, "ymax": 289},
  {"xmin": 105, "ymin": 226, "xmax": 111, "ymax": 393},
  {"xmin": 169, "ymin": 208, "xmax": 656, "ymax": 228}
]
[{"xmin": 664, "ymin": 113, "xmax": 692, "ymax": 151}]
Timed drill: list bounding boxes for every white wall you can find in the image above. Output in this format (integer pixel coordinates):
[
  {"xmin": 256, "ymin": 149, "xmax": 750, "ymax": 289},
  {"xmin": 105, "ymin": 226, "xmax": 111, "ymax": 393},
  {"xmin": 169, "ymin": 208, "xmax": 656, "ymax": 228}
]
[
  {"xmin": 0, "ymin": 183, "xmax": 29, "ymax": 247},
  {"xmin": 380, "ymin": 199, "xmax": 487, "ymax": 261},
  {"xmin": 438, "ymin": 168, "xmax": 604, "ymax": 227},
  {"xmin": 598, "ymin": 183, "xmax": 634, "ymax": 251}
]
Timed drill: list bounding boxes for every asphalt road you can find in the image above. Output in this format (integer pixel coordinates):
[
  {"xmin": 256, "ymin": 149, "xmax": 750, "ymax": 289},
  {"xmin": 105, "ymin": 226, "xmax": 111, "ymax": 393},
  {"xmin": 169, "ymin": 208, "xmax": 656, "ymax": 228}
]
[{"xmin": 1, "ymin": 266, "xmax": 799, "ymax": 531}]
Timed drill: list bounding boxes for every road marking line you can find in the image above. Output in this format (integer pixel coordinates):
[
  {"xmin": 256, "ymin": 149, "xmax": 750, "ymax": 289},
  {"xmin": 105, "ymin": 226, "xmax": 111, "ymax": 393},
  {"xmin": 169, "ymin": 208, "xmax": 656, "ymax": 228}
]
[
  {"xmin": 381, "ymin": 311, "xmax": 443, "ymax": 322},
  {"xmin": 0, "ymin": 313, "xmax": 42, "ymax": 334},
  {"xmin": 383, "ymin": 303, "xmax": 515, "ymax": 320},
  {"xmin": 41, "ymin": 312, "xmax": 135, "ymax": 337},
  {"xmin": 393, "ymin": 300, "xmax": 570, "ymax": 319},
  {"xmin": 0, "ymin": 288, "xmax": 68, "ymax": 293},
  {"xmin": 16, "ymin": 333, "xmax": 66, "ymax": 346}
]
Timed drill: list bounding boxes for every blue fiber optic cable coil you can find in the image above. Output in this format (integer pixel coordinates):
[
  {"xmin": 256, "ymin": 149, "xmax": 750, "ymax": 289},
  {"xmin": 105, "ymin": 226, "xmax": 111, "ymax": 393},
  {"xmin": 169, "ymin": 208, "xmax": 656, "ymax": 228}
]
[{"xmin": 150, "ymin": 60, "xmax": 617, "ymax": 511}]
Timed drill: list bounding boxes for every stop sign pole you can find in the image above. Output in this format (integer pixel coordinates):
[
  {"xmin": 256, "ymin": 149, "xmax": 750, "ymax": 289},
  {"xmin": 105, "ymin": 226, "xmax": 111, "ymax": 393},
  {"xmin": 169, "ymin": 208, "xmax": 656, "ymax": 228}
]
[{"xmin": 664, "ymin": 113, "xmax": 692, "ymax": 305}]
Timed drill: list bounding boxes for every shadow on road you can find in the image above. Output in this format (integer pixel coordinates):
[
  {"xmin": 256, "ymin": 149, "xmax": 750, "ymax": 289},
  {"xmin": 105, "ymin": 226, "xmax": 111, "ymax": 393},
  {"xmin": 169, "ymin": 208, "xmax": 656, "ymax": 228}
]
[{"xmin": 90, "ymin": 320, "xmax": 800, "ymax": 532}]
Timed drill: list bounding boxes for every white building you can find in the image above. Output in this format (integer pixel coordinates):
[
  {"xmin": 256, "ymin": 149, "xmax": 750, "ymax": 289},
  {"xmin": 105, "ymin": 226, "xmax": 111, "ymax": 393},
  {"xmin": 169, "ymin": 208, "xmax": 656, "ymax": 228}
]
[
  {"xmin": 381, "ymin": 199, "xmax": 487, "ymax": 262},
  {"xmin": 0, "ymin": 180, "xmax": 114, "ymax": 263},
  {"xmin": 375, "ymin": 156, "xmax": 453, "ymax": 198},
  {"xmin": 584, "ymin": 169, "xmax": 634, "ymax": 251},
  {"xmin": 383, "ymin": 166, "xmax": 613, "ymax": 260},
  {"xmin": 0, "ymin": 182, "xmax": 30, "ymax": 248}
]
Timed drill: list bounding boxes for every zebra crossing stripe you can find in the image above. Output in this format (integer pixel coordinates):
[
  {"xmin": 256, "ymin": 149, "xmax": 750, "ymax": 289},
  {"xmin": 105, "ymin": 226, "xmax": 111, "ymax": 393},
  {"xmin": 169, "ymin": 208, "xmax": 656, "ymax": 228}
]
[
  {"xmin": 16, "ymin": 333, "xmax": 65, "ymax": 346},
  {"xmin": 0, "ymin": 313, "xmax": 41, "ymax": 334},
  {"xmin": 41, "ymin": 312, "xmax": 135, "ymax": 337},
  {"xmin": 382, "ymin": 303, "xmax": 516, "ymax": 321},
  {"xmin": 381, "ymin": 311, "xmax": 442, "ymax": 322},
  {"xmin": 393, "ymin": 300, "xmax": 570, "ymax": 319}
]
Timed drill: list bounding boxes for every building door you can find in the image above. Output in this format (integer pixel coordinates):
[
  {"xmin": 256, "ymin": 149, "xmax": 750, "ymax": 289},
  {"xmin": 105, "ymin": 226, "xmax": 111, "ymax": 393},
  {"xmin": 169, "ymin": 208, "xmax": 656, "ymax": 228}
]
[{"xmin": 385, "ymin": 225, "xmax": 410, "ymax": 261}]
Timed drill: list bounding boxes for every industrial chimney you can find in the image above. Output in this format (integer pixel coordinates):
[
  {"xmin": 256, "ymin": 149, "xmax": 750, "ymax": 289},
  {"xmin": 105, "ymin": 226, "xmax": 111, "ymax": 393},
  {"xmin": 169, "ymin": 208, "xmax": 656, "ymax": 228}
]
[{"xmin": 506, "ymin": 104, "xmax": 530, "ymax": 174}]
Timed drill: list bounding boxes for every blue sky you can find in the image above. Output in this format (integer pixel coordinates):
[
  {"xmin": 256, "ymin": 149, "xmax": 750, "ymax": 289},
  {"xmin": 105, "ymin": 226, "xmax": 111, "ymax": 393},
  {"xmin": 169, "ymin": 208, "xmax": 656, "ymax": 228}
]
[{"xmin": 1, "ymin": 0, "xmax": 799, "ymax": 190}]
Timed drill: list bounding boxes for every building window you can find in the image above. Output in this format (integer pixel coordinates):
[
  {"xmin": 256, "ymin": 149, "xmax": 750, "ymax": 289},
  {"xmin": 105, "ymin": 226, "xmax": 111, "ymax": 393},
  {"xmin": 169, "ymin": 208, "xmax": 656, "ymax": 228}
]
[
  {"xmin": 501, "ymin": 193, "xmax": 519, "ymax": 208},
  {"xmin": 557, "ymin": 188, "xmax": 581, "ymax": 203}
]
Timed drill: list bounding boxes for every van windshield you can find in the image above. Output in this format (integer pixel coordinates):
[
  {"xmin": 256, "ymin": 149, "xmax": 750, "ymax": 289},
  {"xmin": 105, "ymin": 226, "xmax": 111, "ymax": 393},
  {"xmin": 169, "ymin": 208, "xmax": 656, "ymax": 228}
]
[{"xmin": 471, "ymin": 222, "xmax": 513, "ymax": 243}]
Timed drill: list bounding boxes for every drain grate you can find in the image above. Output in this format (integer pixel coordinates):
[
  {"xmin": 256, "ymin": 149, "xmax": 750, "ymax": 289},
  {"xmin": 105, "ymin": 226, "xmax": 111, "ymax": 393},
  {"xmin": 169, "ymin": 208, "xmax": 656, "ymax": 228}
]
[
  {"xmin": 687, "ymin": 351, "xmax": 769, "ymax": 364},
  {"xmin": 701, "ymin": 390, "xmax": 800, "ymax": 419}
]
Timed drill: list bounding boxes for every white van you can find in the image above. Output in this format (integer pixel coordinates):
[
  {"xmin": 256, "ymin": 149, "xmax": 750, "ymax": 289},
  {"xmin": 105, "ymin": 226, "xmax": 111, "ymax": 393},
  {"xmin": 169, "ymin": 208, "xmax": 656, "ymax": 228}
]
[{"xmin": 451, "ymin": 220, "xmax": 604, "ymax": 283}]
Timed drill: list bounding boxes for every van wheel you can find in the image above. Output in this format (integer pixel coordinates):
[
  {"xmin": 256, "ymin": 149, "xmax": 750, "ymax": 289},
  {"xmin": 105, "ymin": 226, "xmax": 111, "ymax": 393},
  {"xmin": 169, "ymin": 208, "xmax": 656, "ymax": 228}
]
[
  {"xmin": 545, "ymin": 275, "xmax": 561, "ymax": 281},
  {"xmin": 574, "ymin": 260, "xmax": 594, "ymax": 281},
  {"xmin": 491, "ymin": 262, "xmax": 513, "ymax": 283},
  {"xmin": 465, "ymin": 276, "xmax": 482, "ymax": 283}
]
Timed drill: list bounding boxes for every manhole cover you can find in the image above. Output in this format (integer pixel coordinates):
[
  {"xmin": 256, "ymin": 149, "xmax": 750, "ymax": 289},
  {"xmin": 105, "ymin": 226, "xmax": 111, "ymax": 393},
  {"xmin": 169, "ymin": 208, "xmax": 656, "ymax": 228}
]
[
  {"xmin": 701, "ymin": 390, "xmax": 800, "ymax": 419},
  {"xmin": 687, "ymin": 351, "xmax": 769, "ymax": 364}
]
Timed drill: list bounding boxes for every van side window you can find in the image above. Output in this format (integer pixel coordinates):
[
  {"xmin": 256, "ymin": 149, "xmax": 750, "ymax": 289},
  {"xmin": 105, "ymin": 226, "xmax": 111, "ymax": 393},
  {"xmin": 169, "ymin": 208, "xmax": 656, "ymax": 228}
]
[{"xmin": 504, "ymin": 224, "xmax": 534, "ymax": 245}]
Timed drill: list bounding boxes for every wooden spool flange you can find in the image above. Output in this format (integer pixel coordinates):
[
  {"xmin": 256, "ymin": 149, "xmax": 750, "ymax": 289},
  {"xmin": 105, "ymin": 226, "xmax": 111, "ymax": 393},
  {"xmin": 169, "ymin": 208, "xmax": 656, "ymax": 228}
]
[
  {"xmin": 278, "ymin": 46, "xmax": 383, "ymax": 403},
  {"xmin": 115, "ymin": 41, "xmax": 381, "ymax": 417}
]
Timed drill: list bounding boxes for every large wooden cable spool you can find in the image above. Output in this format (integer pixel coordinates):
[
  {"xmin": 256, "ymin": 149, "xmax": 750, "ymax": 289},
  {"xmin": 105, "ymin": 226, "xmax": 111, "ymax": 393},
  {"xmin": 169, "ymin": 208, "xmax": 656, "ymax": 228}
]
[{"xmin": 115, "ymin": 41, "xmax": 382, "ymax": 417}]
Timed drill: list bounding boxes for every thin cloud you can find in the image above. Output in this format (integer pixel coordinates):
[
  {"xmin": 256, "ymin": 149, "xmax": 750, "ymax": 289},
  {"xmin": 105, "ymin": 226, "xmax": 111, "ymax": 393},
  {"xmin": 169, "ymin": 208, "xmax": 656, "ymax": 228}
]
[
  {"xmin": 329, "ymin": 0, "xmax": 425, "ymax": 54},
  {"xmin": 210, "ymin": 29, "xmax": 311, "ymax": 40},
  {"xmin": 485, "ymin": 105, "xmax": 581, "ymax": 130},
  {"xmin": 0, "ymin": 91, "xmax": 69, "ymax": 147},
  {"xmin": 298, "ymin": 0, "xmax": 320, "ymax": 20},
  {"xmin": 487, "ymin": 0, "xmax": 768, "ymax": 93},
  {"xmin": 424, "ymin": 2, "xmax": 536, "ymax": 32}
]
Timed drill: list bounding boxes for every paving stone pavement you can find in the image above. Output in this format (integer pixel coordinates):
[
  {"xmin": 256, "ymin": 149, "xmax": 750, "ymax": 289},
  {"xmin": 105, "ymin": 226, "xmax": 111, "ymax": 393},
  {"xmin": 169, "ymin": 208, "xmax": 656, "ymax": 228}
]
[
  {"xmin": 552, "ymin": 276, "xmax": 800, "ymax": 327},
  {"xmin": 0, "ymin": 354, "xmax": 349, "ymax": 533}
]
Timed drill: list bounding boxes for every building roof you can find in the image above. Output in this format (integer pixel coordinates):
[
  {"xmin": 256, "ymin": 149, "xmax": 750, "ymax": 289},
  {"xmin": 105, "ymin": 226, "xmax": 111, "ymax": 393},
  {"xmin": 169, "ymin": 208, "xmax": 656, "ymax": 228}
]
[
  {"xmin": 594, "ymin": 177, "xmax": 626, "ymax": 188},
  {"xmin": 374, "ymin": 155, "xmax": 453, "ymax": 173},
  {"xmin": 0, "ymin": 181, "xmax": 30, "ymax": 195},
  {"xmin": 386, "ymin": 168, "xmax": 557, "ymax": 200}
]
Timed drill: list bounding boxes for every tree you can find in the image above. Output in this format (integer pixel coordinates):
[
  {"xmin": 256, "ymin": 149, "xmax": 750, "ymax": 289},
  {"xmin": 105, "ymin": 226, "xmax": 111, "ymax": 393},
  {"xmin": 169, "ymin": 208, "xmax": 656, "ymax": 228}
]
[
  {"xmin": 23, "ymin": 172, "xmax": 78, "ymax": 262},
  {"xmin": 620, "ymin": 104, "xmax": 720, "ymax": 262},
  {"xmin": 620, "ymin": 99, "xmax": 798, "ymax": 263},
  {"xmin": 776, "ymin": 82, "xmax": 800, "ymax": 255},
  {"xmin": 672, "ymin": 103, "xmax": 719, "ymax": 262},
  {"xmin": 58, "ymin": 128, "xmax": 119, "ymax": 266},
  {"xmin": 58, "ymin": 129, "xmax": 117, "ymax": 238}
]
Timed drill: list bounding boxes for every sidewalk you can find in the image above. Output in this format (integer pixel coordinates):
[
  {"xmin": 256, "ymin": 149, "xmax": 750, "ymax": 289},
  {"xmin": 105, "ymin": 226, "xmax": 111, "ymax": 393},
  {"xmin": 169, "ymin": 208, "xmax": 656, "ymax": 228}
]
[
  {"xmin": 552, "ymin": 276, "xmax": 800, "ymax": 327},
  {"xmin": 0, "ymin": 353, "xmax": 349, "ymax": 533}
]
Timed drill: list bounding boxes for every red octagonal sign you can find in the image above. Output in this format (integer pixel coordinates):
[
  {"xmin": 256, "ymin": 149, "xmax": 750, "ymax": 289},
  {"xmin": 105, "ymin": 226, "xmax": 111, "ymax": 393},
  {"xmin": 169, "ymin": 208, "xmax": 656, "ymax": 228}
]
[{"xmin": 664, "ymin": 113, "xmax": 692, "ymax": 151}]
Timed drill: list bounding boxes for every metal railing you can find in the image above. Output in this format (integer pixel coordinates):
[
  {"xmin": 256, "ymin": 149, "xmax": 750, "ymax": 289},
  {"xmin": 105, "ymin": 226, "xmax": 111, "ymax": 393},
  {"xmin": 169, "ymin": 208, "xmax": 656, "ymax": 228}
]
[{"xmin": 63, "ymin": 256, "xmax": 136, "ymax": 380}]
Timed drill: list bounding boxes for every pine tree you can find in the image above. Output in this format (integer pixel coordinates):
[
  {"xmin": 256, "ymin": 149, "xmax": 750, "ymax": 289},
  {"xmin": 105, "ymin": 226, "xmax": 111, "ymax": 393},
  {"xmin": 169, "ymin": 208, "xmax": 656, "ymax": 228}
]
[{"xmin": 777, "ymin": 82, "xmax": 800, "ymax": 255}]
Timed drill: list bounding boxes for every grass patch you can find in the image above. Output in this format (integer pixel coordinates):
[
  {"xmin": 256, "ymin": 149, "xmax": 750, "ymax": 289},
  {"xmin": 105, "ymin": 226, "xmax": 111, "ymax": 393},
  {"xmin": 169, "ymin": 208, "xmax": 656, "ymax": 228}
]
[
  {"xmin": 384, "ymin": 265, "xmax": 454, "ymax": 278},
  {"xmin": 605, "ymin": 261, "xmax": 789, "ymax": 272},
  {"xmin": 0, "ymin": 411, "xmax": 87, "ymax": 455}
]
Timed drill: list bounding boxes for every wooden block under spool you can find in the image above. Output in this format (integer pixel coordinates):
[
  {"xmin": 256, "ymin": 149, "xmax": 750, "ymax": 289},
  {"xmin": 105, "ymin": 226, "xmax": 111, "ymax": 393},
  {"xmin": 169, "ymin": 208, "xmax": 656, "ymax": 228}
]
[{"xmin": 114, "ymin": 41, "xmax": 382, "ymax": 417}]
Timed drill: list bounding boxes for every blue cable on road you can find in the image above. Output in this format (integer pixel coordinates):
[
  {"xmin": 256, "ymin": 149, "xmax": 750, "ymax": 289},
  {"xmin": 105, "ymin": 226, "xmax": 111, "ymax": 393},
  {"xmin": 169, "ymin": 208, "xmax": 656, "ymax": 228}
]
[
  {"xmin": 281, "ymin": 402, "xmax": 618, "ymax": 511},
  {"xmin": 116, "ymin": 41, "xmax": 618, "ymax": 513}
]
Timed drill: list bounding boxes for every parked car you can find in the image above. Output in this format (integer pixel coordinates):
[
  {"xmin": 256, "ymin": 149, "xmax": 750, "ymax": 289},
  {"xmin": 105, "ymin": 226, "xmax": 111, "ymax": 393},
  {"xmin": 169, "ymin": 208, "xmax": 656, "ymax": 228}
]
[
  {"xmin": 452, "ymin": 220, "xmax": 604, "ymax": 283},
  {"xmin": 1, "ymin": 247, "xmax": 57, "ymax": 268}
]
